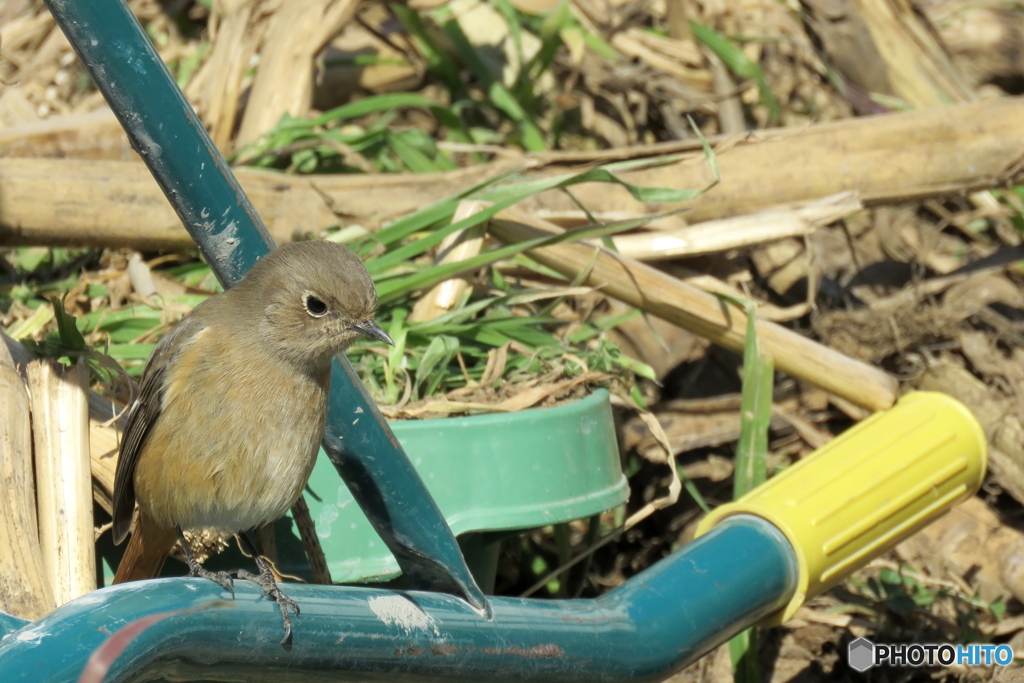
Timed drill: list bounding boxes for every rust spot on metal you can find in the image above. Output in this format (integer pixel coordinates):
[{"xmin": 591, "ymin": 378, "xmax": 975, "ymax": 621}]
[
  {"xmin": 510, "ymin": 644, "xmax": 565, "ymax": 659},
  {"xmin": 480, "ymin": 644, "xmax": 565, "ymax": 659},
  {"xmin": 430, "ymin": 644, "xmax": 461, "ymax": 656},
  {"xmin": 560, "ymin": 615, "xmax": 612, "ymax": 623},
  {"xmin": 396, "ymin": 644, "xmax": 427, "ymax": 656},
  {"xmin": 376, "ymin": 410, "xmax": 402, "ymax": 450}
]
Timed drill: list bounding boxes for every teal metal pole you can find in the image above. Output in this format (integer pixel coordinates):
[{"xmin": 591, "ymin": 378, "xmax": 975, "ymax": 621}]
[
  {"xmin": 42, "ymin": 0, "xmax": 484, "ymax": 609},
  {"xmin": 0, "ymin": 517, "xmax": 798, "ymax": 682}
]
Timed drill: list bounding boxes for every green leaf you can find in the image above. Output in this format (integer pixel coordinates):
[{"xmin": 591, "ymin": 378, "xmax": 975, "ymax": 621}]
[
  {"xmin": 376, "ymin": 209, "xmax": 680, "ymax": 302},
  {"xmin": 106, "ymin": 343, "xmax": 157, "ymax": 360},
  {"xmin": 390, "ymin": 3, "xmax": 465, "ymax": 97},
  {"xmin": 568, "ymin": 308, "xmax": 641, "ymax": 343},
  {"xmin": 385, "ymin": 130, "xmax": 442, "ymax": 173},
  {"xmin": 371, "ymin": 158, "xmax": 706, "ymax": 278},
  {"xmin": 175, "ymin": 41, "xmax": 208, "ymax": 89},
  {"xmin": 49, "ymin": 295, "xmax": 87, "ymax": 350},
  {"xmin": 312, "ymin": 93, "xmax": 444, "ymax": 127},
  {"xmin": 690, "ymin": 21, "xmax": 779, "ymax": 125},
  {"xmin": 730, "ymin": 628, "xmax": 759, "ymax": 683},
  {"xmin": 440, "ymin": 16, "xmax": 548, "ymax": 152},
  {"xmin": 415, "ymin": 334, "xmax": 460, "ymax": 396},
  {"xmin": 480, "ymin": 161, "xmax": 706, "ymax": 206},
  {"xmin": 80, "ymin": 306, "xmax": 161, "ymax": 332},
  {"xmin": 878, "ymin": 568, "xmax": 901, "ymax": 586},
  {"xmin": 13, "ymin": 247, "xmax": 50, "ymax": 272},
  {"xmin": 527, "ymin": 0, "xmax": 574, "ymax": 77},
  {"xmin": 495, "ymin": 0, "xmax": 524, "ymax": 63},
  {"xmin": 579, "ymin": 28, "xmax": 619, "ymax": 63},
  {"xmin": 733, "ymin": 296, "xmax": 773, "ymax": 500},
  {"xmin": 364, "ymin": 167, "xmax": 522, "ymax": 252},
  {"xmin": 678, "ymin": 470, "xmax": 710, "ymax": 513},
  {"xmin": 990, "ymin": 596, "xmax": 1007, "ymax": 621},
  {"xmin": 430, "ymin": 105, "xmax": 476, "ymax": 148},
  {"xmin": 610, "ymin": 353, "xmax": 657, "ymax": 381}
]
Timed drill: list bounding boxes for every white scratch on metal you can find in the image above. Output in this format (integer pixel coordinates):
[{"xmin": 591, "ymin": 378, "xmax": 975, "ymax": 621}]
[{"xmin": 368, "ymin": 595, "xmax": 439, "ymax": 636}]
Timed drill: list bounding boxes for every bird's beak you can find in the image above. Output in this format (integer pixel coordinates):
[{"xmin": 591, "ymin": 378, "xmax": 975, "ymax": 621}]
[{"xmin": 351, "ymin": 320, "xmax": 394, "ymax": 346}]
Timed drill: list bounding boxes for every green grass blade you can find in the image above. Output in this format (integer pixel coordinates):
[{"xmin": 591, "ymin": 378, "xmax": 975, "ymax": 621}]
[
  {"xmin": 480, "ymin": 161, "xmax": 708, "ymax": 205},
  {"xmin": 579, "ymin": 27, "xmax": 619, "ymax": 63},
  {"xmin": 376, "ymin": 210, "xmax": 677, "ymax": 302},
  {"xmin": 526, "ymin": 0, "xmax": 573, "ymax": 78},
  {"xmin": 311, "ymin": 93, "xmax": 444, "ymax": 127},
  {"xmin": 384, "ymin": 130, "xmax": 443, "ymax": 173},
  {"xmin": 366, "ymin": 167, "xmax": 525, "ymax": 251},
  {"xmin": 430, "ymin": 105, "xmax": 475, "ymax": 146},
  {"xmin": 727, "ymin": 297, "xmax": 773, "ymax": 683},
  {"xmin": 390, "ymin": 3, "xmax": 465, "ymax": 97},
  {"xmin": 730, "ymin": 628, "xmax": 760, "ymax": 683},
  {"xmin": 567, "ymin": 309, "xmax": 640, "ymax": 343},
  {"xmin": 440, "ymin": 16, "xmax": 548, "ymax": 152},
  {"xmin": 690, "ymin": 21, "xmax": 779, "ymax": 125},
  {"xmin": 495, "ymin": 0, "xmax": 525, "ymax": 71},
  {"xmin": 370, "ymin": 156, "xmax": 707, "ymax": 285},
  {"xmin": 49, "ymin": 295, "xmax": 87, "ymax": 351},
  {"xmin": 416, "ymin": 334, "xmax": 460, "ymax": 397},
  {"xmin": 734, "ymin": 298, "xmax": 772, "ymax": 499}
]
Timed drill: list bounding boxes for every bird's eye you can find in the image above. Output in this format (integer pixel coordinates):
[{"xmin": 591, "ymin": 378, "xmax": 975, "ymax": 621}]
[{"xmin": 304, "ymin": 295, "xmax": 328, "ymax": 317}]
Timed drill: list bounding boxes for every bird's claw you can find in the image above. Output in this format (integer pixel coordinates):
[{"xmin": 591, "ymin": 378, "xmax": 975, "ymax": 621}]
[
  {"xmin": 234, "ymin": 567, "xmax": 299, "ymax": 646},
  {"xmin": 188, "ymin": 565, "xmax": 236, "ymax": 598}
]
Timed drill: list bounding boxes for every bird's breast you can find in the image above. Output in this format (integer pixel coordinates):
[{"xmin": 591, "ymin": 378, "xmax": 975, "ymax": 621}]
[{"xmin": 133, "ymin": 332, "xmax": 329, "ymax": 533}]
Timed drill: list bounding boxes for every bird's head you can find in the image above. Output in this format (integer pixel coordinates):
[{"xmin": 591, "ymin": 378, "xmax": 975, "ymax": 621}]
[{"xmin": 234, "ymin": 240, "xmax": 393, "ymax": 371}]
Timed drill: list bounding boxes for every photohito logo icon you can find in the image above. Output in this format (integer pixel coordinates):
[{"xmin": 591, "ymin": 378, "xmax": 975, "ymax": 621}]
[{"xmin": 848, "ymin": 638, "xmax": 875, "ymax": 672}]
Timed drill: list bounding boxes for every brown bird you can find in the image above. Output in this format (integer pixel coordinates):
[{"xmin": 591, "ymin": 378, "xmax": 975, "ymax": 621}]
[{"xmin": 111, "ymin": 240, "xmax": 393, "ymax": 642}]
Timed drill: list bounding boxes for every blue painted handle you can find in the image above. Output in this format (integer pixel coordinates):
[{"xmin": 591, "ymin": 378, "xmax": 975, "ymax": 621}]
[{"xmin": 0, "ymin": 517, "xmax": 797, "ymax": 682}]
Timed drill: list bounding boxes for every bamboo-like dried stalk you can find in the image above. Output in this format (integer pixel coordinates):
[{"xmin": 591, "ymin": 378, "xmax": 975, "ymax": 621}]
[
  {"xmin": 612, "ymin": 192, "xmax": 863, "ymax": 261},
  {"xmin": 235, "ymin": 0, "xmax": 361, "ymax": 147},
  {"xmin": 27, "ymin": 358, "xmax": 95, "ymax": 606},
  {"xmin": 843, "ymin": 0, "xmax": 1002, "ymax": 228},
  {"xmin": 2, "ymin": 99, "xmax": 1024, "ymax": 250},
  {"xmin": 87, "ymin": 392, "xmax": 120, "ymax": 516},
  {"xmin": 6, "ymin": 333, "xmax": 120, "ymax": 534},
  {"xmin": 852, "ymin": 0, "xmax": 975, "ymax": 109},
  {"xmin": 185, "ymin": 0, "xmax": 262, "ymax": 152},
  {"xmin": 254, "ymin": 523, "xmax": 279, "ymax": 570},
  {"xmin": 409, "ymin": 200, "xmax": 489, "ymax": 322},
  {"xmin": 0, "ymin": 156, "xmax": 521, "ymax": 250},
  {"xmin": 0, "ymin": 341, "xmax": 54, "ymax": 619},
  {"xmin": 0, "ymin": 107, "xmax": 133, "ymax": 160},
  {"xmin": 489, "ymin": 208, "xmax": 899, "ymax": 412},
  {"xmin": 291, "ymin": 496, "xmax": 333, "ymax": 586},
  {"xmin": 518, "ymin": 98, "xmax": 1024, "ymax": 224}
]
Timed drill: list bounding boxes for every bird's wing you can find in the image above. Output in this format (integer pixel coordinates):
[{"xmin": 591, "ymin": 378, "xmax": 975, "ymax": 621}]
[{"xmin": 111, "ymin": 315, "xmax": 208, "ymax": 545}]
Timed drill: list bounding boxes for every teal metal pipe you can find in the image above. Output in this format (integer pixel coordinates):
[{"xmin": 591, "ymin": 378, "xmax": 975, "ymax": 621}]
[
  {"xmin": 42, "ymin": 0, "xmax": 484, "ymax": 610},
  {"xmin": 0, "ymin": 517, "xmax": 797, "ymax": 682}
]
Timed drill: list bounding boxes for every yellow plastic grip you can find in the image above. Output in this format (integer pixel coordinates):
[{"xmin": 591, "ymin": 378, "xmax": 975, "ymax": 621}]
[{"xmin": 695, "ymin": 391, "xmax": 986, "ymax": 625}]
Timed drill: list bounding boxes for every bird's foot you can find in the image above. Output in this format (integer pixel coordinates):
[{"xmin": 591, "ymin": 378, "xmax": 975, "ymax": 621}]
[
  {"xmin": 234, "ymin": 563, "xmax": 299, "ymax": 646},
  {"xmin": 187, "ymin": 563, "xmax": 236, "ymax": 598},
  {"xmin": 176, "ymin": 526, "xmax": 235, "ymax": 597}
]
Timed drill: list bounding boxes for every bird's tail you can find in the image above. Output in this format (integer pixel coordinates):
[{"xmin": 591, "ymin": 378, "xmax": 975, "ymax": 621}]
[{"xmin": 113, "ymin": 513, "xmax": 176, "ymax": 584}]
